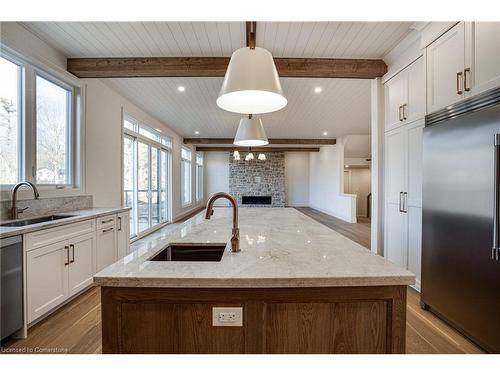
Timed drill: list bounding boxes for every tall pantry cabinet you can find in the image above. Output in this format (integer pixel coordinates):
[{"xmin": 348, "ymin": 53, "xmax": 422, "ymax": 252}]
[
  {"xmin": 384, "ymin": 22, "xmax": 500, "ymax": 291},
  {"xmin": 384, "ymin": 56, "xmax": 424, "ymax": 291}
]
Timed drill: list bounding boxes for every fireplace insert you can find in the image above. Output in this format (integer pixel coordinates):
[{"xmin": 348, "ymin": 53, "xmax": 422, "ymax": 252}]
[{"xmin": 242, "ymin": 196, "xmax": 272, "ymax": 205}]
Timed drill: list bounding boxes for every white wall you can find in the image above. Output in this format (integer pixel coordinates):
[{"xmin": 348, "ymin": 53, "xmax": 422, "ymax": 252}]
[
  {"xmin": 371, "ymin": 78, "xmax": 384, "ymax": 255},
  {"xmin": 84, "ymin": 79, "xmax": 204, "ymax": 221},
  {"xmin": 285, "ymin": 153, "xmax": 309, "ymax": 206},
  {"xmin": 204, "ymin": 152, "xmax": 230, "ymax": 207},
  {"xmin": 309, "ymin": 141, "xmax": 357, "ymax": 223},
  {"xmin": 345, "ymin": 168, "xmax": 371, "ymax": 217}
]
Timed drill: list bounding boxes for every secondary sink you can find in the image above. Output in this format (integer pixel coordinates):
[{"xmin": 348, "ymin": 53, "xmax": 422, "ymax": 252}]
[
  {"xmin": 0, "ymin": 214, "xmax": 76, "ymax": 227},
  {"xmin": 149, "ymin": 243, "xmax": 226, "ymax": 262}
]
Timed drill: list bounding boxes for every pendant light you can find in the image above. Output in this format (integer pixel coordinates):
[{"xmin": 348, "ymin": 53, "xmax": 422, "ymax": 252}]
[
  {"xmin": 233, "ymin": 115, "xmax": 269, "ymax": 146},
  {"xmin": 258, "ymin": 153, "xmax": 266, "ymax": 161},
  {"xmin": 245, "ymin": 152, "xmax": 254, "ymax": 161},
  {"xmin": 217, "ymin": 46, "xmax": 287, "ymax": 114},
  {"xmin": 233, "ymin": 150, "xmax": 241, "ymax": 160}
]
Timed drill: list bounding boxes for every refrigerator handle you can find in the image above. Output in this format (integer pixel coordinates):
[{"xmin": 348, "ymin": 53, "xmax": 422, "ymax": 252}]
[{"xmin": 493, "ymin": 135, "xmax": 500, "ymax": 261}]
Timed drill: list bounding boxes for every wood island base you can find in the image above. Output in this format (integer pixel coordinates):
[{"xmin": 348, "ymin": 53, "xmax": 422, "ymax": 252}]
[{"xmin": 101, "ymin": 285, "xmax": 407, "ymax": 354}]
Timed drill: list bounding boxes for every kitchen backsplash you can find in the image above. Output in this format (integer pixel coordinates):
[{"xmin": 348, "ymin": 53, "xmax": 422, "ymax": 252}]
[
  {"xmin": 0, "ymin": 195, "xmax": 93, "ymax": 221},
  {"xmin": 229, "ymin": 152, "xmax": 285, "ymax": 207}
]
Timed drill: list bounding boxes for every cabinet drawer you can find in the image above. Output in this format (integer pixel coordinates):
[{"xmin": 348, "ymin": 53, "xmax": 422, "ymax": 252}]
[
  {"xmin": 26, "ymin": 219, "xmax": 95, "ymax": 251},
  {"xmin": 97, "ymin": 214, "xmax": 116, "ymax": 229}
]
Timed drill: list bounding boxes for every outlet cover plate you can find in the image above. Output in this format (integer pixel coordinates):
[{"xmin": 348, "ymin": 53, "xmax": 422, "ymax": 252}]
[{"xmin": 212, "ymin": 307, "xmax": 243, "ymax": 326}]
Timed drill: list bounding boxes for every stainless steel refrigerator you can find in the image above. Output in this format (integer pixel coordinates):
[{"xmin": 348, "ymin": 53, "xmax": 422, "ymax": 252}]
[{"xmin": 422, "ymin": 87, "xmax": 500, "ymax": 353}]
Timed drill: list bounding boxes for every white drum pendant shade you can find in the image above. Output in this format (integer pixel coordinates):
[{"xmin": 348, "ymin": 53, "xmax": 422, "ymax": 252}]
[
  {"xmin": 217, "ymin": 47, "xmax": 287, "ymax": 114},
  {"xmin": 233, "ymin": 117, "xmax": 269, "ymax": 146}
]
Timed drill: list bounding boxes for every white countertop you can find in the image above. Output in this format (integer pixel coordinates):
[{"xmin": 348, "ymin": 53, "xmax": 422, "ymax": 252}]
[
  {"xmin": 94, "ymin": 208, "xmax": 415, "ymax": 288},
  {"xmin": 0, "ymin": 207, "xmax": 130, "ymax": 238}
]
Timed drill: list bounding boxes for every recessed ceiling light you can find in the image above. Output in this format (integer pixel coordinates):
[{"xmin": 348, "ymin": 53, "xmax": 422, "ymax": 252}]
[
  {"xmin": 177, "ymin": 86, "xmax": 185, "ymax": 92},
  {"xmin": 314, "ymin": 87, "xmax": 322, "ymax": 93},
  {"xmin": 323, "ymin": 131, "xmax": 328, "ymax": 136},
  {"xmin": 195, "ymin": 130, "xmax": 200, "ymax": 135}
]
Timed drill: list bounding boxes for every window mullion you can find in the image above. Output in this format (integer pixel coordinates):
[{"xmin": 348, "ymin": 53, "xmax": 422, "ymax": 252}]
[
  {"xmin": 133, "ymin": 138, "xmax": 139, "ymax": 236},
  {"xmin": 24, "ymin": 65, "xmax": 36, "ymax": 183},
  {"xmin": 148, "ymin": 144, "xmax": 152, "ymax": 229}
]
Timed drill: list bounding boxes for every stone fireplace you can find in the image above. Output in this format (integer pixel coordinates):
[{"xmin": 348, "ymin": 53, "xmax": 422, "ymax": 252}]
[{"xmin": 229, "ymin": 152, "xmax": 285, "ymax": 207}]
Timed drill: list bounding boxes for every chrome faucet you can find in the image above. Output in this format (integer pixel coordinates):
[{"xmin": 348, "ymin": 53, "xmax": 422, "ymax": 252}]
[
  {"xmin": 11, "ymin": 182, "xmax": 40, "ymax": 220},
  {"xmin": 205, "ymin": 192, "xmax": 240, "ymax": 252}
]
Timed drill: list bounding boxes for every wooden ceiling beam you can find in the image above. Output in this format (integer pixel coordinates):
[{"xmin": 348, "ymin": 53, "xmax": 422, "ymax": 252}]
[
  {"xmin": 184, "ymin": 138, "xmax": 336, "ymax": 145},
  {"xmin": 196, "ymin": 147, "xmax": 320, "ymax": 152},
  {"xmin": 67, "ymin": 57, "xmax": 387, "ymax": 79}
]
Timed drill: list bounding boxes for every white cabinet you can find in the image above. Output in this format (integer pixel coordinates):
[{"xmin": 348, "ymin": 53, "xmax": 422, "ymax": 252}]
[
  {"xmin": 467, "ymin": 22, "xmax": 500, "ymax": 96},
  {"xmin": 384, "ymin": 120, "xmax": 424, "ymax": 290},
  {"xmin": 27, "ymin": 240, "xmax": 69, "ymax": 323},
  {"xmin": 406, "ymin": 58, "xmax": 426, "ymax": 124},
  {"xmin": 385, "ymin": 72, "xmax": 407, "ymax": 131},
  {"xmin": 426, "ymin": 22, "xmax": 500, "ymax": 113},
  {"xmin": 426, "ymin": 22, "xmax": 466, "ymax": 113},
  {"xmin": 25, "ymin": 210, "xmax": 130, "ymax": 324},
  {"xmin": 116, "ymin": 211, "xmax": 130, "ymax": 258},
  {"xmin": 96, "ymin": 225, "xmax": 116, "ymax": 273},
  {"xmin": 385, "ymin": 202, "xmax": 408, "ymax": 268},
  {"xmin": 26, "ymin": 231, "xmax": 96, "ymax": 323},
  {"xmin": 385, "ymin": 56, "xmax": 425, "ymax": 131},
  {"xmin": 68, "ymin": 232, "xmax": 96, "ymax": 297}
]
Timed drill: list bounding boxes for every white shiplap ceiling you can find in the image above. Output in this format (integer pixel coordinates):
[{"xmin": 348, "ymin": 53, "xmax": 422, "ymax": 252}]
[
  {"xmin": 22, "ymin": 22, "xmax": 412, "ymax": 58},
  {"xmin": 19, "ymin": 22, "xmax": 411, "ymax": 138},
  {"xmin": 104, "ymin": 77, "xmax": 371, "ymax": 138}
]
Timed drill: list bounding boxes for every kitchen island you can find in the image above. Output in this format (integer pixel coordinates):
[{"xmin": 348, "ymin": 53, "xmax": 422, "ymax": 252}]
[{"xmin": 94, "ymin": 208, "xmax": 414, "ymax": 354}]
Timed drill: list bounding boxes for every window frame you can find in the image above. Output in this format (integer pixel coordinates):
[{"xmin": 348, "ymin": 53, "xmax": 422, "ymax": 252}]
[
  {"xmin": 123, "ymin": 114, "xmax": 172, "ymax": 239},
  {"xmin": 33, "ymin": 70, "xmax": 75, "ymax": 187},
  {"xmin": 0, "ymin": 48, "xmax": 82, "ymax": 195},
  {"xmin": 181, "ymin": 146, "xmax": 192, "ymax": 208},
  {"xmin": 0, "ymin": 53, "xmax": 25, "ymax": 188},
  {"xmin": 195, "ymin": 152, "xmax": 204, "ymax": 202}
]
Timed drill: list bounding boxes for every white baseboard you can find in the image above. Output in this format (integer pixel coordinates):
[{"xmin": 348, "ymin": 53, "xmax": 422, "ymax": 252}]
[{"xmin": 410, "ymin": 279, "xmax": 421, "ymax": 293}]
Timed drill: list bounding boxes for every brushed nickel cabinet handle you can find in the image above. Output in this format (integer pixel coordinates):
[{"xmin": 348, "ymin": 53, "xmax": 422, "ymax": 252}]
[
  {"xmin": 398, "ymin": 105, "xmax": 403, "ymax": 121},
  {"xmin": 402, "ymin": 104, "xmax": 408, "ymax": 120},
  {"xmin": 399, "ymin": 192, "xmax": 404, "ymax": 212},
  {"xmin": 101, "ymin": 218, "xmax": 114, "ymax": 224},
  {"xmin": 456, "ymin": 72, "xmax": 463, "ymax": 95},
  {"xmin": 70, "ymin": 244, "xmax": 75, "ymax": 263},
  {"xmin": 102, "ymin": 227, "xmax": 114, "ymax": 233},
  {"xmin": 117, "ymin": 216, "xmax": 122, "ymax": 231},
  {"xmin": 64, "ymin": 246, "xmax": 70, "ymax": 266},
  {"xmin": 464, "ymin": 68, "xmax": 471, "ymax": 92}
]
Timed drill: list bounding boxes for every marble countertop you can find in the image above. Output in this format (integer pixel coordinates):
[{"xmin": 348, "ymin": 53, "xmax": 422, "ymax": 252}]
[
  {"xmin": 0, "ymin": 207, "xmax": 130, "ymax": 238},
  {"xmin": 94, "ymin": 208, "xmax": 415, "ymax": 288}
]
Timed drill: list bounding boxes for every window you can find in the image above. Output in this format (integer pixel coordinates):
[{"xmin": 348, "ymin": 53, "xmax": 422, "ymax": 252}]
[
  {"xmin": 0, "ymin": 56, "xmax": 22, "ymax": 185},
  {"xmin": 123, "ymin": 116, "xmax": 171, "ymax": 237},
  {"xmin": 36, "ymin": 75, "xmax": 72, "ymax": 185},
  {"xmin": 181, "ymin": 146, "xmax": 192, "ymax": 207},
  {"xmin": 0, "ymin": 52, "xmax": 80, "ymax": 190},
  {"xmin": 196, "ymin": 153, "xmax": 203, "ymax": 202}
]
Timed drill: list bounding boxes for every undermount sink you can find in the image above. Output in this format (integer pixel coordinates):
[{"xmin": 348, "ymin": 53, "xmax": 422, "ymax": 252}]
[
  {"xmin": 149, "ymin": 243, "xmax": 226, "ymax": 262},
  {"xmin": 0, "ymin": 214, "xmax": 76, "ymax": 227}
]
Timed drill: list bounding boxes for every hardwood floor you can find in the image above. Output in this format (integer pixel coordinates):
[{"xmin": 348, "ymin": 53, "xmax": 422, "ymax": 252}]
[
  {"xmin": 1, "ymin": 207, "xmax": 483, "ymax": 354},
  {"xmin": 295, "ymin": 207, "xmax": 371, "ymax": 248}
]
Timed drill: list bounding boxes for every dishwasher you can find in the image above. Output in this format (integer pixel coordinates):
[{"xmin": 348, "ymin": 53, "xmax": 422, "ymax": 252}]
[{"xmin": 1, "ymin": 235, "xmax": 23, "ymax": 341}]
